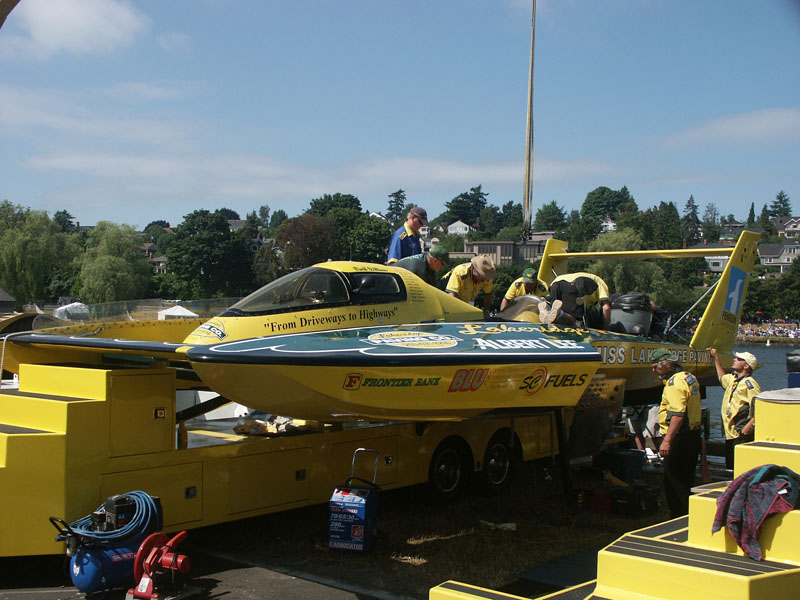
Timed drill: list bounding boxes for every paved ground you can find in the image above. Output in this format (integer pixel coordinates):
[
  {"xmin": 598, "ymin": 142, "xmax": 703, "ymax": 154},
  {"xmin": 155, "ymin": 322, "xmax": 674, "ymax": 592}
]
[{"xmin": 0, "ymin": 550, "xmax": 408, "ymax": 600}]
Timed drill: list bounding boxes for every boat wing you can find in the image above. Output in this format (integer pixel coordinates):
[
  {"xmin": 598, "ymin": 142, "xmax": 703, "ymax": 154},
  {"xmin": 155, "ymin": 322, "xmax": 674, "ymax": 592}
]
[{"xmin": 3, "ymin": 332, "xmax": 191, "ymax": 357}]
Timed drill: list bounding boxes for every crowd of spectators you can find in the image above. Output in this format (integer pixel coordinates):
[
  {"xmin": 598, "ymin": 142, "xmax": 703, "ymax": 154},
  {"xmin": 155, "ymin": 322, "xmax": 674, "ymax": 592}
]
[{"xmin": 737, "ymin": 320, "xmax": 799, "ymax": 339}]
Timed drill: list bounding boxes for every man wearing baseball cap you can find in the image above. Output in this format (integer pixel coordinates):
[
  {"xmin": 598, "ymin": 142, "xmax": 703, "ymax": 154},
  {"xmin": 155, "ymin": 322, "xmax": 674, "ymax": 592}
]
[
  {"xmin": 446, "ymin": 254, "xmax": 495, "ymax": 318},
  {"xmin": 499, "ymin": 267, "xmax": 548, "ymax": 312},
  {"xmin": 391, "ymin": 244, "xmax": 450, "ymax": 287},
  {"xmin": 386, "ymin": 206, "xmax": 428, "ymax": 265},
  {"xmin": 709, "ymin": 348, "xmax": 762, "ymax": 470},
  {"xmin": 651, "ymin": 347, "xmax": 702, "ymax": 518}
]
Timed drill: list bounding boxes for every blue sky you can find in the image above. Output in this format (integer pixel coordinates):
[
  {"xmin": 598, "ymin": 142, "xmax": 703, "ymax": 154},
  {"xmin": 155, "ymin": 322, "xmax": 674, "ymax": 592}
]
[{"xmin": 1, "ymin": 0, "xmax": 798, "ymax": 230}]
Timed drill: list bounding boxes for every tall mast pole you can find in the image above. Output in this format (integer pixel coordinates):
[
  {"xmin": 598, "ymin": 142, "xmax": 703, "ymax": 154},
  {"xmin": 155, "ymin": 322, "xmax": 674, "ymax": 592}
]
[{"xmin": 522, "ymin": 0, "xmax": 536, "ymax": 238}]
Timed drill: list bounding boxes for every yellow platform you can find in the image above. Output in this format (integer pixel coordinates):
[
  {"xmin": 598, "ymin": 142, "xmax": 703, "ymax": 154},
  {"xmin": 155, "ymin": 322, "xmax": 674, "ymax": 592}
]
[{"xmin": 430, "ymin": 387, "xmax": 800, "ymax": 600}]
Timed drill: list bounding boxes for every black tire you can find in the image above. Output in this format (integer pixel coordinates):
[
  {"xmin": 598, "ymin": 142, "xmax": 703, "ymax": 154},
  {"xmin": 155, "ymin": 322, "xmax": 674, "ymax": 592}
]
[
  {"xmin": 480, "ymin": 430, "xmax": 517, "ymax": 494},
  {"xmin": 427, "ymin": 439, "xmax": 471, "ymax": 502}
]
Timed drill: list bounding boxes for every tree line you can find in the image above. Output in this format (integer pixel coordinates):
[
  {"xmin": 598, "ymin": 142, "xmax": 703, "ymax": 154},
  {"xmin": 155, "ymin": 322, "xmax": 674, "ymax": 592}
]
[{"xmin": 0, "ymin": 186, "xmax": 795, "ymax": 320}]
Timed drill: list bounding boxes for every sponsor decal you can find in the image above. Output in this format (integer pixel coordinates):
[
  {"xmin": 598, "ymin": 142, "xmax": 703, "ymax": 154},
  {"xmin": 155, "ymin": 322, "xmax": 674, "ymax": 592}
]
[
  {"xmin": 351, "ymin": 525, "xmax": 364, "ymax": 539},
  {"xmin": 544, "ymin": 372, "xmax": 588, "ymax": 388},
  {"xmin": 520, "ymin": 367, "xmax": 548, "ymax": 395},
  {"xmin": 448, "ymin": 368, "xmax": 489, "ymax": 392},
  {"xmin": 593, "ymin": 344, "xmax": 711, "ymax": 366},
  {"xmin": 364, "ymin": 330, "xmax": 459, "ymax": 349},
  {"xmin": 343, "ymin": 373, "xmax": 363, "ymax": 390},
  {"xmin": 474, "ymin": 337, "xmax": 584, "ymax": 351},
  {"xmin": 458, "ymin": 322, "xmax": 593, "ymax": 337},
  {"xmin": 724, "ymin": 266, "xmax": 747, "ymax": 315},
  {"xmin": 343, "ymin": 373, "xmax": 441, "ymax": 389},
  {"xmin": 192, "ymin": 319, "xmax": 227, "ymax": 340}
]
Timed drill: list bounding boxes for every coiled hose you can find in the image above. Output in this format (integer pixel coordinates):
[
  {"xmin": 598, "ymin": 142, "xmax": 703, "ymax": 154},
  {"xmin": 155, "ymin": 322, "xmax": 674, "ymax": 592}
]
[{"xmin": 66, "ymin": 490, "xmax": 162, "ymax": 548}]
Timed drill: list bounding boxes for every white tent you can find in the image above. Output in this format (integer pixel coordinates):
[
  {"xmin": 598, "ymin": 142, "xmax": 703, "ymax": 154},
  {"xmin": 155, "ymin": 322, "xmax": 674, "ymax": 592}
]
[{"xmin": 157, "ymin": 305, "xmax": 199, "ymax": 320}]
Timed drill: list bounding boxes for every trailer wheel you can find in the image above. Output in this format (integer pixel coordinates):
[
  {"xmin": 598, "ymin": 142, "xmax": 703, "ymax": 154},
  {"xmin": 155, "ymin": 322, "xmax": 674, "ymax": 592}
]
[
  {"xmin": 427, "ymin": 439, "xmax": 470, "ymax": 502},
  {"xmin": 480, "ymin": 430, "xmax": 517, "ymax": 494}
]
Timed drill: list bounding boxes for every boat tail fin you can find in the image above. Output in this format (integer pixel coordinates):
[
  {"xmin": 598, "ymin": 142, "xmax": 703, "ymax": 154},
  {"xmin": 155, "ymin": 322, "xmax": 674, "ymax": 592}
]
[
  {"xmin": 690, "ymin": 230, "xmax": 760, "ymax": 354},
  {"xmin": 537, "ymin": 238, "xmax": 570, "ymax": 288}
]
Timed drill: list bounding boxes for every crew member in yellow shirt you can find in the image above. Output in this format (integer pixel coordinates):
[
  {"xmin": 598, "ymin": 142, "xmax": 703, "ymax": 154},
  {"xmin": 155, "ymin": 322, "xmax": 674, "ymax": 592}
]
[
  {"xmin": 446, "ymin": 254, "xmax": 495, "ymax": 318},
  {"xmin": 651, "ymin": 347, "xmax": 701, "ymax": 518},
  {"xmin": 709, "ymin": 348, "xmax": 761, "ymax": 470}
]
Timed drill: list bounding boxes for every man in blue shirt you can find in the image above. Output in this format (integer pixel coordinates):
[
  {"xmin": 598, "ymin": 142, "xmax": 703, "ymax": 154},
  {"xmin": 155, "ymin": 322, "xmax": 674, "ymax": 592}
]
[{"xmin": 387, "ymin": 206, "xmax": 427, "ymax": 264}]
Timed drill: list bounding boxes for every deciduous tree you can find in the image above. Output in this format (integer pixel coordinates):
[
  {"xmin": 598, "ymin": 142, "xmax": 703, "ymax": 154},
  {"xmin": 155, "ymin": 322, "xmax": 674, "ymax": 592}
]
[
  {"xmin": 167, "ymin": 210, "xmax": 252, "ymax": 299},
  {"xmin": 78, "ymin": 222, "xmax": 152, "ymax": 303},
  {"xmin": 275, "ymin": 213, "xmax": 337, "ymax": 270},
  {"xmin": 0, "ymin": 208, "xmax": 74, "ymax": 308},
  {"xmin": 307, "ymin": 193, "xmax": 361, "ymax": 217}
]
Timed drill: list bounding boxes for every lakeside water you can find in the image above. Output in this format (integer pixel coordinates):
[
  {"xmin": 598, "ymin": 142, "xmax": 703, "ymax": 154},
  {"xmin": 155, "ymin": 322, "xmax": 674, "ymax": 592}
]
[{"xmin": 704, "ymin": 342, "xmax": 799, "ymax": 441}]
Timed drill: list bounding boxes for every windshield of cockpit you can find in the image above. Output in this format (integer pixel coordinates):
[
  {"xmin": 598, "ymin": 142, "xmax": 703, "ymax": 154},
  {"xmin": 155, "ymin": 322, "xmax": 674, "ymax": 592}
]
[{"xmin": 220, "ymin": 267, "xmax": 404, "ymax": 316}]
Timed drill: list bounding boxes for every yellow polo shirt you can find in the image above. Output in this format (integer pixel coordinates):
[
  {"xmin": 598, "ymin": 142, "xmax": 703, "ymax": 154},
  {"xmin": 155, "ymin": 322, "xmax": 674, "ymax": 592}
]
[
  {"xmin": 720, "ymin": 373, "xmax": 761, "ymax": 440},
  {"xmin": 446, "ymin": 263, "xmax": 493, "ymax": 303},
  {"xmin": 658, "ymin": 370, "xmax": 701, "ymax": 435}
]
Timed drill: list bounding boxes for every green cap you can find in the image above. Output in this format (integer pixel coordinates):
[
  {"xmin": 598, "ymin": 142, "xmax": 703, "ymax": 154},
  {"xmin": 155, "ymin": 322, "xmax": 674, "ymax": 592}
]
[
  {"xmin": 522, "ymin": 268, "xmax": 536, "ymax": 283},
  {"xmin": 428, "ymin": 244, "xmax": 450, "ymax": 264},
  {"xmin": 650, "ymin": 348, "xmax": 677, "ymax": 363}
]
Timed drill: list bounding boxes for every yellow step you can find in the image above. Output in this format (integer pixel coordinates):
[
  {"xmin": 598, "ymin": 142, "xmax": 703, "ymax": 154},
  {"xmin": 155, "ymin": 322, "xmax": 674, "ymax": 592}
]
[
  {"xmin": 0, "ymin": 389, "xmax": 100, "ymax": 432},
  {"xmin": 688, "ymin": 486, "xmax": 800, "ymax": 563},
  {"xmin": 734, "ymin": 441, "xmax": 800, "ymax": 476},
  {"xmin": 594, "ymin": 530, "xmax": 800, "ymax": 600},
  {"xmin": 0, "ymin": 425, "xmax": 67, "ymax": 556}
]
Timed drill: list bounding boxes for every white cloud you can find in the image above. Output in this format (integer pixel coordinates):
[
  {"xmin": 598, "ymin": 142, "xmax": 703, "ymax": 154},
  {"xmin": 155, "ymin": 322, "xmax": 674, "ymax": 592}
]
[
  {"xmin": 0, "ymin": 85, "xmax": 188, "ymax": 147},
  {"xmin": 665, "ymin": 108, "xmax": 800, "ymax": 146},
  {"xmin": 2, "ymin": 0, "xmax": 148, "ymax": 60}
]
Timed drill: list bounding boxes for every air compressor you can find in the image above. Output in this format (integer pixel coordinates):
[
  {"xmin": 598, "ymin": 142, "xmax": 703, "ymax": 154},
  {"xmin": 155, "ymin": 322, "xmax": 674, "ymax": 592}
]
[{"xmin": 49, "ymin": 491, "xmax": 163, "ymax": 595}]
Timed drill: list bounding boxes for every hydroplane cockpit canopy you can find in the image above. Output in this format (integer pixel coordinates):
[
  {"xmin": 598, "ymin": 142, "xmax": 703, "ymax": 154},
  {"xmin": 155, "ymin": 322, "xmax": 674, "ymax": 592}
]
[{"xmin": 219, "ymin": 266, "xmax": 406, "ymax": 317}]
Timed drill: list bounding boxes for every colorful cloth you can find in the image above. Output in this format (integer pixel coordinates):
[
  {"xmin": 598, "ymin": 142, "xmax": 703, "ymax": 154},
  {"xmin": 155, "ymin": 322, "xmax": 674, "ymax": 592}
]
[{"xmin": 712, "ymin": 464, "xmax": 800, "ymax": 560}]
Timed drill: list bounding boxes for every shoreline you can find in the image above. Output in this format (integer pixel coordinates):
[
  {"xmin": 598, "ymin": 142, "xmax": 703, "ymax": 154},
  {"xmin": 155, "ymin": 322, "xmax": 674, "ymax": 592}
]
[{"xmin": 735, "ymin": 336, "xmax": 799, "ymax": 345}]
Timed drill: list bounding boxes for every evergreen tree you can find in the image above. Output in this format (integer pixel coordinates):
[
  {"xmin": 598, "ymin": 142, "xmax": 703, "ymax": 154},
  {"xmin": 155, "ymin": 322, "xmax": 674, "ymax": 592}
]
[
  {"xmin": 386, "ymin": 190, "xmax": 406, "ymax": 224},
  {"xmin": 651, "ymin": 202, "xmax": 682, "ymax": 249},
  {"xmin": 533, "ymin": 200, "xmax": 567, "ymax": 231},
  {"xmin": 770, "ymin": 190, "xmax": 792, "ymax": 218},
  {"xmin": 442, "ymin": 185, "xmax": 488, "ymax": 227},
  {"xmin": 680, "ymin": 195, "xmax": 701, "ymax": 246},
  {"xmin": 500, "ymin": 201, "xmax": 524, "ymax": 229},
  {"xmin": 758, "ymin": 203, "xmax": 777, "ymax": 238},
  {"xmin": 746, "ymin": 202, "xmax": 756, "ymax": 227},
  {"xmin": 268, "ymin": 209, "xmax": 288, "ymax": 235},
  {"xmin": 701, "ymin": 203, "xmax": 721, "ymax": 243},
  {"xmin": 53, "ymin": 210, "xmax": 75, "ymax": 233},
  {"xmin": 257, "ymin": 205, "xmax": 270, "ymax": 229}
]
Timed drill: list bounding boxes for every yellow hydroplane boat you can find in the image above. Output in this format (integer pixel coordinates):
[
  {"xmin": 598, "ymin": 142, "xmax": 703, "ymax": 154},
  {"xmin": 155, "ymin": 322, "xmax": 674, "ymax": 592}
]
[{"xmin": 0, "ymin": 231, "xmax": 759, "ymax": 421}]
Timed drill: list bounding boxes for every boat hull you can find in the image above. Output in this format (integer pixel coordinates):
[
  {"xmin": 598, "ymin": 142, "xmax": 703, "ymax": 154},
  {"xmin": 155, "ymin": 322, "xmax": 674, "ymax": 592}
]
[{"xmin": 186, "ymin": 322, "xmax": 602, "ymax": 421}]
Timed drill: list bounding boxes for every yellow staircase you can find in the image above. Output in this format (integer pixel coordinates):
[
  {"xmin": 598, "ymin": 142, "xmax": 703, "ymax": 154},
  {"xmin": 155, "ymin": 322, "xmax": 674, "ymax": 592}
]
[
  {"xmin": 0, "ymin": 363, "xmax": 177, "ymax": 556},
  {"xmin": 431, "ymin": 387, "xmax": 800, "ymax": 600}
]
